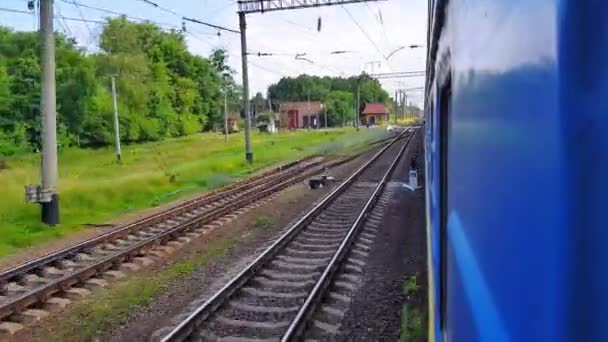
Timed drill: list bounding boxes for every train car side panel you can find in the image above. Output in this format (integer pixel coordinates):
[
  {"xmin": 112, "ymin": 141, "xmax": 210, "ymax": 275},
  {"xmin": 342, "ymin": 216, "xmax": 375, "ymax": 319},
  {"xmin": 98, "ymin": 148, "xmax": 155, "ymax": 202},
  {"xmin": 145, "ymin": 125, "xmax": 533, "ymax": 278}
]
[{"xmin": 426, "ymin": 0, "xmax": 570, "ymax": 340}]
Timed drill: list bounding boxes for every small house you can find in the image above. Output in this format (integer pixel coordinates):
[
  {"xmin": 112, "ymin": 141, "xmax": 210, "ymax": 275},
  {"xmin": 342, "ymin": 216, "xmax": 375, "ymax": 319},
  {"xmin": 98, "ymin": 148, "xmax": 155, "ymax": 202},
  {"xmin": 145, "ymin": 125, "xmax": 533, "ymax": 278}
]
[
  {"xmin": 360, "ymin": 103, "xmax": 390, "ymax": 126},
  {"xmin": 224, "ymin": 114, "xmax": 240, "ymax": 134},
  {"xmin": 278, "ymin": 101, "xmax": 325, "ymax": 130}
]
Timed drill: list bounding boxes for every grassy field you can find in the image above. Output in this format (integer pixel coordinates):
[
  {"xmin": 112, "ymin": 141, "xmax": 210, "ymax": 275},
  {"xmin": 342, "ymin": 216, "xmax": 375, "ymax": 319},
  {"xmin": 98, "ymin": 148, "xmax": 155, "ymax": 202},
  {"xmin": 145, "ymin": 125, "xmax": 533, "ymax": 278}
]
[
  {"xmin": 0, "ymin": 127, "xmax": 388, "ymax": 257},
  {"xmin": 393, "ymin": 116, "xmax": 420, "ymax": 126}
]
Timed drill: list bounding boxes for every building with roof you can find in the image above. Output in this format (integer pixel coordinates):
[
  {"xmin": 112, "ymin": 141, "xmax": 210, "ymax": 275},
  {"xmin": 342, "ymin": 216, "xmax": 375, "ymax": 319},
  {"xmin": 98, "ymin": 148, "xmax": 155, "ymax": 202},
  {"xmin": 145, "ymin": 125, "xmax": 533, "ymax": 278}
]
[
  {"xmin": 360, "ymin": 103, "xmax": 390, "ymax": 126},
  {"xmin": 222, "ymin": 113, "xmax": 240, "ymax": 134},
  {"xmin": 278, "ymin": 101, "xmax": 325, "ymax": 129}
]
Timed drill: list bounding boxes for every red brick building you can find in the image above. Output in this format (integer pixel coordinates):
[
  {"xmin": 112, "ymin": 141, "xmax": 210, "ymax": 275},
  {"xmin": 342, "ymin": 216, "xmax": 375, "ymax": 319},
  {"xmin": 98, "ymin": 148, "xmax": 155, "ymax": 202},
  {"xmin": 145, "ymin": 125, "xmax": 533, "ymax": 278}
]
[{"xmin": 278, "ymin": 101, "xmax": 325, "ymax": 129}]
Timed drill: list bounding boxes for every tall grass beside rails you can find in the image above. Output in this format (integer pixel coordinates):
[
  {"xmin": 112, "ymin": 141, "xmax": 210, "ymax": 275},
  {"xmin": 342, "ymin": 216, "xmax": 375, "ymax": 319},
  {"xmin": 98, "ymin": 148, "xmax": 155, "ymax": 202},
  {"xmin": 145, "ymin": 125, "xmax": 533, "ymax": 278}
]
[
  {"xmin": 393, "ymin": 117, "xmax": 420, "ymax": 126},
  {"xmin": 0, "ymin": 127, "xmax": 389, "ymax": 258}
]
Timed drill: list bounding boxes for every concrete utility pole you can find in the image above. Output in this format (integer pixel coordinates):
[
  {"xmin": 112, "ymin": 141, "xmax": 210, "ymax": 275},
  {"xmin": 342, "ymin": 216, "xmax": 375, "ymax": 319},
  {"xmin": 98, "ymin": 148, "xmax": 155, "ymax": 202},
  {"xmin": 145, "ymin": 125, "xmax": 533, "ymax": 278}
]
[
  {"xmin": 356, "ymin": 78, "xmax": 360, "ymax": 131},
  {"xmin": 404, "ymin": 93, "xmax": 409, "ymax": 120},
  {"xmin": 110, "ymin": 75, "xmax": 122, "ymax": 162},
  {"xmin": 224, "ymin": 87, "xmax": 229, "ymax": 142},
  {"xmin": 324, "ymin": 105, "xmax": 328, "ymax": 132},
  {"xmin": 239, "ymin": 13, "xmax": 253, "ymax": 163},
  {"xmin": 40, "ymin": 0, "xmax": 59, "ymax": 225},
  {"xmin": 394, "ymin": 91, "xmax": 398, "ymax": 124},
  {"xmin": 235, "ymin": 0, "xmax": 383, "ymax": 153}
]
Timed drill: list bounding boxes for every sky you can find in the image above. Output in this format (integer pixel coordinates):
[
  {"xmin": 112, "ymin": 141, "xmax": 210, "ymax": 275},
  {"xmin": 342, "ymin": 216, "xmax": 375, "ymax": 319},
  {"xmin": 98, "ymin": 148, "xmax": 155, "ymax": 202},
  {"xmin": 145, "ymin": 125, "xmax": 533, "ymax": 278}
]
[{"xmin": 0, "ymin": 0, "xmax": 427, "ymax": 106}]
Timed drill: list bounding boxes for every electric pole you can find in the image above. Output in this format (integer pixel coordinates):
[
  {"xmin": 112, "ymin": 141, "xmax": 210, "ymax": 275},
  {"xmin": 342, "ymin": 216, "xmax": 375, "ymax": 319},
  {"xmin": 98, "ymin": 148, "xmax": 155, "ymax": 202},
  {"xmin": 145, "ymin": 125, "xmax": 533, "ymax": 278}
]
[
  {"xmin": 239, "ymin": 12, "xmax": 253, "ymax": 163},
  {"xmin": 324, "ymin": 105, "xmax": 328, "ymax": 132},
  {"xmin": 224, "ymin": 87, "xmax": 229, "ymax": 142},
  {"xmin": 236, "ymin": 0, "xmax": 383, "ymax": 137},
  {"xmin": 40, "ymin": 0, "xmax": 59, "ymax": 225},
  {"xmin": 404, "ymin": 93, "xmax": 409, "ymax": 121},
  {"xmin": 394, "ymin": 91, "xmax": 398, "ymax": 124},
  {"xmin": 110, "ymin": 75, "xmax": 122, "ymax": 162},
  {"xmin": 356, "ymin": 77, "xmax": 360, "ymax": 131}
]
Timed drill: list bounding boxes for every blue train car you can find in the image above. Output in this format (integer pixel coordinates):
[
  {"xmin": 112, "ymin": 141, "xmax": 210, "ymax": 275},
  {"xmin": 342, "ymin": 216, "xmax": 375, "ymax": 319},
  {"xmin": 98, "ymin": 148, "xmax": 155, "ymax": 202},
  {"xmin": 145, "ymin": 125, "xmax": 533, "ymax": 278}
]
[{"xmin": 424, "ymin": 0, "xmax": 608, "ymax": 340}]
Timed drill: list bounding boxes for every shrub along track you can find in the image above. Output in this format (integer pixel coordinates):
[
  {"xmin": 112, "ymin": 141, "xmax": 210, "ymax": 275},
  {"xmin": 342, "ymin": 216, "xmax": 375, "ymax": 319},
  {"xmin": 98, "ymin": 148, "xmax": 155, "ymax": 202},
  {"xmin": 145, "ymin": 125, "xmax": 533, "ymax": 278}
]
[
  {"xmin": 0, "ymin": 146, "xmax": 391, "ymax": 337},
  {"xmin": 159, "ymin": 128, "xmax": 416, "ymax": 342}
]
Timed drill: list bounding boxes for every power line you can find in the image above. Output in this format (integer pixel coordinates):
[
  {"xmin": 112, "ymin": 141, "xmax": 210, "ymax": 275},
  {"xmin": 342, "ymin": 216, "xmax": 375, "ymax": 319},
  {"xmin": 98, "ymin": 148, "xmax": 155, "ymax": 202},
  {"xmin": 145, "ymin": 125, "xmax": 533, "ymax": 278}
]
[
  {"xmin": 5, "ymin": 2, "xmax": 214, "ymax": 38},
  {"xmin": 342, "ymin": 5, "xmax": 392, "ymax": 71},
  {"xmin": 247, "ymin": 50, "xmax": 355, "ymax": 57},
  {"xmin": 182, "ymin": 17, "xmax": 239, "ymax": 34},
  {"xmin": 372, "ymin": 71, "xmax": 426, "ymax": 79},
  {"xmin": 136, "ymin": 0, "xmax": 180, "ymax": 16},
  {"xmin": 184, "ymin": 31, "xmax": 288, "ymax": 77},
  {"xmin": 69, "ymin": 0, "xmax": 94, "ymax": 38},
  {"xmin": 238, "ymin": 0, "xmax": 386, "ymax": 14},
  {"xmin": 59, "ymin": 0, "xmax": 182, "ymax": 30},
  {"xmin": 0, "ymin": 6, "xmax": 30, "ymax": 15},
  {"xmin": 135, "ymin": 0, "xmax": 239, "ymax": 34},
  {"xmin": 54, "ymin": 3, "xmax": 74, "ymax": 37}
]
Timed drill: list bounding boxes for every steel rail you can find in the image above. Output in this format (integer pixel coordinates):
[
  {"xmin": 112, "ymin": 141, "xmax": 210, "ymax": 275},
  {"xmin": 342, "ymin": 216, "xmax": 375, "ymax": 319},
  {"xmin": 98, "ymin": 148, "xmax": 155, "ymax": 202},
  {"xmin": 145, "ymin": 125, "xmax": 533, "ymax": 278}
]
[
  {"xmin": 0, "ymin": 132, "xmax": 398, "ymax": 286},
  {"xmin": 0, "ymin": 157, "xmax": 350, "ymax": 320},
  {"xmin": 0, "ymin": 158, "xmax": 320, "ymax": 284},
  {"xmin": 281, "ymin": 128, "xmax": 416, "ymax": 340},
  {"xmin": 160, "ymin": 129, "xmax": 410, "ymax": 342}
]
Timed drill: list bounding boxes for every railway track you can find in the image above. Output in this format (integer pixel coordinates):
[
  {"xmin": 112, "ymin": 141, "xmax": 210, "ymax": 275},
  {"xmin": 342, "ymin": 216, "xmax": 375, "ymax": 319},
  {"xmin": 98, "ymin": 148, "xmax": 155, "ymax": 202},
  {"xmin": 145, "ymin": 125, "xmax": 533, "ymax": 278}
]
[
  {"xmin": 0, "ymin": 152, "xmax": 369, "ymax": 330},
  {"xmin": 160, "ymin": 128, "xmax": 416, "ymax": 342}
]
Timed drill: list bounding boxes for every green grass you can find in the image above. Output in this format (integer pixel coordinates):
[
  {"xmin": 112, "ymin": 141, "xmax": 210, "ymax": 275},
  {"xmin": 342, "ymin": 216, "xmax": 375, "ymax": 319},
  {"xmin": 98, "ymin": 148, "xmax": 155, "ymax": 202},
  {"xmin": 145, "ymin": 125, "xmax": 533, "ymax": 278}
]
[
  {"xmin": 49, "ymin": 237, "xmax": 237, "ymax": 342},
  {"xmin": 393, "ymin": 117, "xmax": 420, "ymax": 126},
  {"xmin": 400, "ymin": 304, "xmax": 426, "ymax": 342},
  {"xmin": 400, "ymin": 274, "xmax": 427, "ymax": 342},
  {"xmin": 0, "ymin": 127, "xmax": 389, "ymax": 258},
  {"xmin": 254, "ymin": 215, "xmax": 272, "ymax": 230},
  {"xmin": 402, "ymin": 274, "xmax": 420, "ymax": 295}
]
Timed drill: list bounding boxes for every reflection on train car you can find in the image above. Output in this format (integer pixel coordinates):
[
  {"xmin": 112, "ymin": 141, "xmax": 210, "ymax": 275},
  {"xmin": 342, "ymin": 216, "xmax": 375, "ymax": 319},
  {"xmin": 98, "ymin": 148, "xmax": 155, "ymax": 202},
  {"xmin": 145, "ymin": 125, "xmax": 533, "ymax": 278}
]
[{"xmin": 425, "ymin": 0, "xmax": 608, "ymax": 341}]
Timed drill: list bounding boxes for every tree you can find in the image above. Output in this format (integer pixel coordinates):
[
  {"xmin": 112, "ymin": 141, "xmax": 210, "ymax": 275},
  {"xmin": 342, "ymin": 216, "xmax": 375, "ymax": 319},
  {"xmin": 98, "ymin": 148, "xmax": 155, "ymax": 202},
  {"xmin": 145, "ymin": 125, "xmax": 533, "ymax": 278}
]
[
  {"xmin": 267, "ymin": 74, "xmax": 390, "ymax": 128},
  {"xmin": 267, "ymin": 74, "xmax": 389, "ymax": 107},
  {"xmin": 251, "ymin": 92, "xmax": 266, "ymax": 116},
  {"xmin": 0, "ymin": 19, "xmax": 239, "ymax": 155},
  {"xmin": 325, "ymin": 91, "xmax": 355, "ymax": 126}
]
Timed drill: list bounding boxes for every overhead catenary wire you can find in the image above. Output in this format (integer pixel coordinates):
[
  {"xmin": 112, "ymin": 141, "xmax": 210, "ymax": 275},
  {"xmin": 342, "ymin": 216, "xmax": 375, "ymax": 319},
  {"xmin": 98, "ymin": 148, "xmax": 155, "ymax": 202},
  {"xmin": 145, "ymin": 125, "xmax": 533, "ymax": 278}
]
[
  {"xmin": 365, "ymin": 2, "xmax": 391, "ymax": 53},
  {"xmin": 134, "ymin": 0, "xmax": 239, "ymax": 34},
  {"xmin": 4, "ymin": 3, "xmax": 216, "ymax": 38},
  {"xmin": 53, "ymin": 3, "xmax": 74, "ymax": 37},
  {"xmin": 69, "ymin": 0, "xmax": 94, "ymax": 42},
  {"xmin": 58, "ymin": 0, "xmax": 178, "ymax": 28},
  {"xmin": 0, "ymin": 6, "xmax": 106, "ymax": 25},
  {"xmin": 185, "ymin": 31, "xmax": 290, "ymax": 77},
  {"xmin": 342, "ymin": 5, "xmax": 392, "ymax": 72}
]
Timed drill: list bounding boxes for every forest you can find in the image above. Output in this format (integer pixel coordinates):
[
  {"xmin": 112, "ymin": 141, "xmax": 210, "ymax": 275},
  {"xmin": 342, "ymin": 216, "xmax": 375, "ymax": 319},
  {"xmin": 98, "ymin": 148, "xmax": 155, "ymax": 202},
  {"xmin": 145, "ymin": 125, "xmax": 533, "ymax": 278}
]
[
  {"xmin": 0, "ymin": 17, "xmax": 240, "ymax": 156},
  {"xmin": 0, "ymin": 17, "xmax": 391, "ymax": 156},
  {"xmin": 267, "ymin": 74, "xmax": 390, "ymax": 126}
]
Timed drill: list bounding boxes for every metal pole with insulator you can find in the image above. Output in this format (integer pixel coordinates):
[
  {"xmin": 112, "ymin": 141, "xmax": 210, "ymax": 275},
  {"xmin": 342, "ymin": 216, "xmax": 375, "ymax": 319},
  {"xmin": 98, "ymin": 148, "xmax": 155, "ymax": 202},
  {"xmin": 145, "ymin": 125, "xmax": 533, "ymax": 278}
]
[
  {"xmin": 356, "ymin": 77, "xmax": 360, "ymax": 131},
  {"xmin": 394, "ymin": 90, "xmax": 398, "ymax": 124},
  {"xmin": 110, "ymin": 75, "xmax": 122, "ymax": 162},
  {"xmin": 239, "ymin": 12, "xmax": 253, "ymax": 163},
  {"xmin": 40, "ymin": 0, "xmax": 59, "ymax": 225},
  {"xmin": 224, "ymin": 87, "xmax": 229, "ymax": 142}
]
